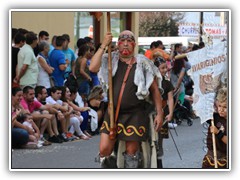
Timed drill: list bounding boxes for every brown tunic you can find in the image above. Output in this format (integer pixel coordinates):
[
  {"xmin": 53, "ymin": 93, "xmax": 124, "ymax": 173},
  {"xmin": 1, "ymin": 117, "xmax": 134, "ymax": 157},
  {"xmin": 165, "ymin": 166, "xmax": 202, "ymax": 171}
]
[
  {"xmin": 202, "ymin": 113, "xmax": 227, "ymax": 168},
  {"xmin": 100, "ymin": 60, "xmax": 149, "ymax": 141}
]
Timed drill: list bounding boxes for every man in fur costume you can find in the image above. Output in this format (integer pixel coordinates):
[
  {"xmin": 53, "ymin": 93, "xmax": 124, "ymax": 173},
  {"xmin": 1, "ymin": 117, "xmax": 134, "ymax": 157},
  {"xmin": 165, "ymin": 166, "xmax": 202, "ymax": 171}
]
[{"xmin": 90, "ymin": 30, "xmax": 163, "ymax": 168}]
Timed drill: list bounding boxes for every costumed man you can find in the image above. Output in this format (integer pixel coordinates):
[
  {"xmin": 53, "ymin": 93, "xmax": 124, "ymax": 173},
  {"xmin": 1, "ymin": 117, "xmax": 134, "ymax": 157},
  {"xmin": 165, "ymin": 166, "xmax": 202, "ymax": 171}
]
[{"xmin": 89, "ymin": 30, "xmax": 163, "ymax": 168}]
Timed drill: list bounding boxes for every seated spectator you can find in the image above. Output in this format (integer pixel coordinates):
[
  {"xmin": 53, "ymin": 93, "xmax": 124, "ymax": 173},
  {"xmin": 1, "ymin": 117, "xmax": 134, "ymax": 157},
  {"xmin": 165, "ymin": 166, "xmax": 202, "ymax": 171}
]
[
  {"xmin": 68, "ymin": 86, "xmax": 92, "ymax": 138},
  {"xmin": 11, "ymin": 108, "xmax": 29, "ymax": 148},
  {"xmin": 87, "ymin": 85, "xmax": 107, "ymax": 129},
  {"xmin": 20, "ymin": 86, "xmax": 53, "ymax": 145},
  {"xmin": 46, "ymin": 86, "xmax": 73, "ymax": 142},
  {"xmin": 60, "ymin": 86, "xmax": 90, "ymax": 140},
  {"xmin": 35, "ymin": 86, "xmax": 63, "ymax": 143},
  {"xmin": 16, "ymin": 113, "xmax": 43, "ymax": 147}
]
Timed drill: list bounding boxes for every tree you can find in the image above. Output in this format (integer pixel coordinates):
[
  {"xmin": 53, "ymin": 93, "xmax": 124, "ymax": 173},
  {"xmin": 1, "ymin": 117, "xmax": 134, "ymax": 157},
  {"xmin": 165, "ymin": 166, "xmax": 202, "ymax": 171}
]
[{"xmin": 139, "ymin": 12, "xmax": 185, "ymax": 37}]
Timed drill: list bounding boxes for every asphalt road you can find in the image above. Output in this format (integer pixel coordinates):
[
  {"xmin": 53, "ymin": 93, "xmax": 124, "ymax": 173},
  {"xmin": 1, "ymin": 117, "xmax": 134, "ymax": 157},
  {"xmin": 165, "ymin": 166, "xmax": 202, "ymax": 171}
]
[{"xmin": 11, "ymin": 117, "xmax": 206, "ymax": 169}]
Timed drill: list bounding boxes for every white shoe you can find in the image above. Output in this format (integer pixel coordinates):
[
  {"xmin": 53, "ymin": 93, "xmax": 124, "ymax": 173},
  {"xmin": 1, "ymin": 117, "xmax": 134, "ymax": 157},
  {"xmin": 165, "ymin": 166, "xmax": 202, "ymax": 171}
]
[
  {"xmin": 168, "ymin": 123, "xmax": 177, "ymax": 129},
  {"xmin": 37, "ymin": 141, "xmax": 43, "ymax": 148}
]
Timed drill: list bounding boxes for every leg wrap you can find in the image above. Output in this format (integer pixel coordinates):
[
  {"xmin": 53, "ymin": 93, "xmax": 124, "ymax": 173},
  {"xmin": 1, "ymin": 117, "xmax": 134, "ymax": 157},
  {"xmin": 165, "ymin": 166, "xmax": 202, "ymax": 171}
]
[
  {"xmin": 123, "ymin": 151, "xmax": 142, "ymax": 168},
  {"xmin": 95, "ymin": 153, "xmax": 118, "ymax": 168}
]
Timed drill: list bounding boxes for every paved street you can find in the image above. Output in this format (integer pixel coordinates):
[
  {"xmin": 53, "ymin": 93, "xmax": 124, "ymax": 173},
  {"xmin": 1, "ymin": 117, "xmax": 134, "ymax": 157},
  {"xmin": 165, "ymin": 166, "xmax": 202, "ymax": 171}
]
[{"xmin": 11, "ymin": 118, "xmax": 206, "ymax": 169}]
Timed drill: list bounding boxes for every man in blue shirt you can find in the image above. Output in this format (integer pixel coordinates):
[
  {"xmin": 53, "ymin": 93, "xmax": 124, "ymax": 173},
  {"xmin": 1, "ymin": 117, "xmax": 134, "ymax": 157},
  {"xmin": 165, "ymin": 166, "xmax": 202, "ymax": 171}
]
[
  {"xmin": 62, "ymin": 34, "xmax": 76, "ymax": 79},
  {"xmin": 49, "ymin": 36, "xmax": 68, "ymax": 86}
]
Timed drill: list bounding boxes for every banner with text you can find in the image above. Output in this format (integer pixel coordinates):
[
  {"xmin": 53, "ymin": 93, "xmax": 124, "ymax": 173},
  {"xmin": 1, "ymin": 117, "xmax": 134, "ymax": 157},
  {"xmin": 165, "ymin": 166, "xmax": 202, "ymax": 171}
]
[{"xmin": 187, "ymin": 42, "xmax": 227, "ymax": 123}]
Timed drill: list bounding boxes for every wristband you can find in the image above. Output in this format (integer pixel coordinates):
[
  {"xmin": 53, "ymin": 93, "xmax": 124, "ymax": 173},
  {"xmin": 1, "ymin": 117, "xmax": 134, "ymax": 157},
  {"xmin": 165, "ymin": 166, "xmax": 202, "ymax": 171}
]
[{"xmin": 217, "ymin": 130, "xmax": 224, "ymax": 140}]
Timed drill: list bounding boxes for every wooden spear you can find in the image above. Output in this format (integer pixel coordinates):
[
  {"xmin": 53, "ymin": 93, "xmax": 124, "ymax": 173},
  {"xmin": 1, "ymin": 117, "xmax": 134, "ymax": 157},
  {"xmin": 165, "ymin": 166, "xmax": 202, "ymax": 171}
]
[
  {"xmin": 106, "ymin": 12, "xmax": 116, "ymax": 140},
  {"xmin": 211, "ymin": 119, "xmax": 218, "ymax": 168}
]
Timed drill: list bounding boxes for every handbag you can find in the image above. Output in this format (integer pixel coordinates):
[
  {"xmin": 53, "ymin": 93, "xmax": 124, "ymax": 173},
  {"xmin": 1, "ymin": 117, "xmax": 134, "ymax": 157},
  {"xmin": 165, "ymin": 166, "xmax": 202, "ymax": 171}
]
[{"xmin": 49, "ymin": 76, "xmax": 55, "ymax": 87}]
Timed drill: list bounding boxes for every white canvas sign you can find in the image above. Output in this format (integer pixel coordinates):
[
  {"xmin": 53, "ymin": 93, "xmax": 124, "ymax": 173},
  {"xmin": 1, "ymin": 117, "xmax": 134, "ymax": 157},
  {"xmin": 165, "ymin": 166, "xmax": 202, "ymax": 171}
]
[{"xmin": 187, "ymin": 42, "xmax": 227, "ymax": 123}]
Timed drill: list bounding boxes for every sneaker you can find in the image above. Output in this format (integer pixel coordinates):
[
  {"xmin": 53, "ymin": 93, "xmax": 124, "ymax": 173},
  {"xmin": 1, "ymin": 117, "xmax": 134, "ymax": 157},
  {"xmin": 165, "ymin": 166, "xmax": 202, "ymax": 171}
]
[
  {"xmin": 37, "ymin": 141, "xmax": 43, "ymax": 148},
  {"xmin": 22, "ymin": 142, "xmax": 38, "ymax": 149},
  {"xmin": 66, "ymin": 132, "xmax": 74, "ymax": 138},
  {"xmin": 60, "ymin": 133, "xmax": 70, "ymax": 142},
  {"xmin": 40, "ymin": 137, "xmax": 52, "ymax": 146},
  {"xmin": 48, "ymin": 135, "xmax": 63, "ymax": 143},
  {"xmin": 168, "ymin": 123, "xmax": 178, "ymax": 129}
]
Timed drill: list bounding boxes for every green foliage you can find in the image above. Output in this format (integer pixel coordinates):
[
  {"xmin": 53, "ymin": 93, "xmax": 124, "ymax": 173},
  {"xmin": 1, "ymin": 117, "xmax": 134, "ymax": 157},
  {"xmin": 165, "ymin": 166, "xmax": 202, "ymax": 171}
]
[{"xmin": 139, "ymin": 12, "xmax": 185, "ymax": 37}]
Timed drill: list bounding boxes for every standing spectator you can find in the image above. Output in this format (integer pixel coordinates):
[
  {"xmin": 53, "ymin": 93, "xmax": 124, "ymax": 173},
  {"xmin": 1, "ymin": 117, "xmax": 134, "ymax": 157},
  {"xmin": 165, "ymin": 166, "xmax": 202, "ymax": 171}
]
[
  {"xmin": 34, "ymin": 30, "xmax": 50, "ymax": 56},
  {"xmin": 75, "ymin": 44, "xmax": 92, "ymax": 102},
  {"xmin": 153, "ymin": 57, "xmax": 174, "ymax": 168},
  {"xmin": 12, "ymin": 28, "xmax": 19, "ymax": 45},
  {"xmin": 150, "ymin": 41, "xmax": 170, "ymax": 61},
  {"xmin": 37, "ymin": 41, "xmax": 54, "ymax": 93},
  {"xmin": 12, "ymin": 33, "xmax": 26, "ymax": 83},
  {"xmin": 49, "ymin": 36, "xmax": 68, "ymax": 86},
  {"xmin": 84, "ymin": 36, "xmax": 100, "ymax": 87},
  {"xmin": 14, "ymin": 32, "xmax": 39, "ymax": 89},
  {"xmin": 48, "ymin": 35, "xmax": 57, "ymax": 57},
  {"xmin": 170, "ymin": 58, "xmax": 186, "ymax": 105},
  {"xmin": 62, "ymin": 34, "xmax": 76, "ymax": 78},
  {"xmin": 144, "ymin": 41, "xmax": 157, "ymax": 59}
]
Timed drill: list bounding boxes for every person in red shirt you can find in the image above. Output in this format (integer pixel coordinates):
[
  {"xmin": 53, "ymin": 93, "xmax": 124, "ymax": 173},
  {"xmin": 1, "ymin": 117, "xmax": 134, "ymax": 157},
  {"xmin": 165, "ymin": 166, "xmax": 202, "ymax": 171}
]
[{"xmin": 20, "ymin": 86, "xmax": 53, "ymax": 145}]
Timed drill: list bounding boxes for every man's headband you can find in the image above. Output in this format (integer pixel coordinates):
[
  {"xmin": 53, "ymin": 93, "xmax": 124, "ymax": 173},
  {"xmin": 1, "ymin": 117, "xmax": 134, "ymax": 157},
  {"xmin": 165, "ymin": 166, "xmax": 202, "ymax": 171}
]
[{"xmin": 118, "ymin": 34, "xmax": 135, "ymax": 41}]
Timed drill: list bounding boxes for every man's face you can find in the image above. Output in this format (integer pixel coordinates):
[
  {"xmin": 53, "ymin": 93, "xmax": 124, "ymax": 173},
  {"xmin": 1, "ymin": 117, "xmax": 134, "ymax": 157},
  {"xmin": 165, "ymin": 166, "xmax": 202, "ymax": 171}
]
[
  {"xmin": 40, "ymin": 35, "xmax": 49, "ymax": 42},
  {"xmin": 40, "ymin": 88, "xmax": 48, "ymax": 101},
  {"xmin": 51, "ymin": 90, "xmax": 62, "ymax": 101},
  {"xmin": 62, "ymin": 40, "xmax": 68, "ymax": 50},
  {"xmin": 32, "ymin": 39, "xmax": 38, "ymax": 48},
  {"xmin": 24, "ymin": 89, "xmax": 35, "ymax": 103},
  {"xmin": 117, "ymin": 33, "xmax": 136, "ymax": 57},
  {"xmin": 19, "ymin": 41, "xmax": 26, "ymax": 48}
]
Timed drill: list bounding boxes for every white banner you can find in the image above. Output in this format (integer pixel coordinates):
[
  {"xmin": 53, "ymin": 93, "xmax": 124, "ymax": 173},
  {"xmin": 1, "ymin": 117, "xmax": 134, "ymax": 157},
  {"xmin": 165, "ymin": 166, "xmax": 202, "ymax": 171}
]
[{"xmin": 187, "ymin": 42, "xmax": 227, "ymax": 123}]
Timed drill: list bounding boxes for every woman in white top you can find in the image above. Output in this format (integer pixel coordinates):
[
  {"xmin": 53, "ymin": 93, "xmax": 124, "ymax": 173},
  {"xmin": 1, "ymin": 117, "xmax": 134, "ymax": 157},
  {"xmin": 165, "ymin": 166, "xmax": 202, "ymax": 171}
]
[{"xmin": 37, "ymin": 41, "xmax": 54, "ymax": 93}]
